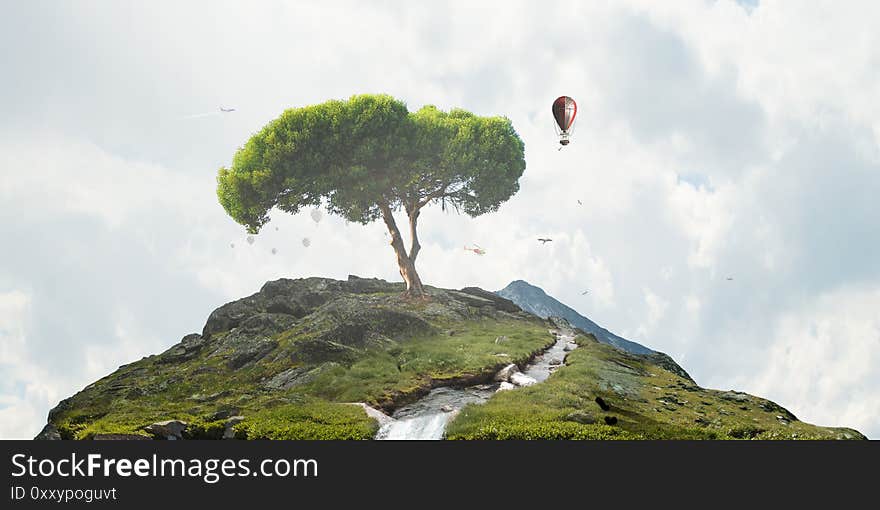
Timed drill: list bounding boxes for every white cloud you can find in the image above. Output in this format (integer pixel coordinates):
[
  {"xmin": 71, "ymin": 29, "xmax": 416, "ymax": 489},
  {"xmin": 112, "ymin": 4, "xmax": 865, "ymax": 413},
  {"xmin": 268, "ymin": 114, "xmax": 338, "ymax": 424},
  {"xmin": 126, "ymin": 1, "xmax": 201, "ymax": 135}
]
[
  {"xmin": 750, "ymin": 286, "xmax": 880, "ymax": 435},
  {"xmin": 0, "ymin": 289, "xmax": 60, "ymax": 439},
  {"xmin": 0, "ymin": 134, "xmax": 215, "ymax": 229},
  {"xmin": 1, "ymin": 0, "xmax": 878, "ymax": 439},
  {"xmin": 0, "ymin": 290, "xmax": 30, "ymax": 363},
  {"xmin": 666, "ymin": 174, "xmax": 734, "ymax": 269},
  {"xmin": 630, "ymin": 288, "xmax": 669, "ymax": 342}
]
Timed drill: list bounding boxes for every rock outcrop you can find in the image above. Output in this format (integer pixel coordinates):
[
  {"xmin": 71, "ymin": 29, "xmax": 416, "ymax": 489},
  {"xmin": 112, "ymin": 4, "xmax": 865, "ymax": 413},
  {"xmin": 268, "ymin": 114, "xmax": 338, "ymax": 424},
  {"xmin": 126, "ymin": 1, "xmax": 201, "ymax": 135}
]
[
  {"xmin": 38, "ymin": 276, "xmax": 546, "ymax": 440},
  {"xmin": 38, "ymin": 275, "xmax": 866, "ymax": 441},
  {"xmin": 144, "ymin": 420, "xmax": 188, "ymax": 440}
]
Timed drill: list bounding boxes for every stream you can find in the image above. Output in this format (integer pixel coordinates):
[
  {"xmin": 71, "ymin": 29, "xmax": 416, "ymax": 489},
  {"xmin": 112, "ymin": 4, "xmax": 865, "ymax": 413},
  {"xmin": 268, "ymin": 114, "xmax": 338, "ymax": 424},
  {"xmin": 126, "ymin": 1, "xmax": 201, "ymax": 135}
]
[{"xmin": 375, "ymin": 329, "xmax": 577, "ymax": 440}]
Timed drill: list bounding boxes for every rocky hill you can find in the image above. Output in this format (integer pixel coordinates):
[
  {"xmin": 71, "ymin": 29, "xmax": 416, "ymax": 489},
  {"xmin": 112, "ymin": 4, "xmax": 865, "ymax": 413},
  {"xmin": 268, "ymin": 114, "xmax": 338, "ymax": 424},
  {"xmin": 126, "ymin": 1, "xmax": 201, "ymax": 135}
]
[{"xmin": 36, "ymin": 276, "xmax": 865, "ymax": 440}]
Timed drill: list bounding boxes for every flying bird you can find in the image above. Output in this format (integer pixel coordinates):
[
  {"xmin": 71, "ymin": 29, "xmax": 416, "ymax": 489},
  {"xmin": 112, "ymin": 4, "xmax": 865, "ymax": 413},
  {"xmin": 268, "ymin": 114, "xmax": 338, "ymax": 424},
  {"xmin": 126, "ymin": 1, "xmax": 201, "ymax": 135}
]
[
  {"xmin": 577, "ymin": 200, "xmax": 582, "ymax": 205},
  {"xmin": 726, "ymin": 277, "xmax": 734, "ymax": 281},
  {"xmin": 537, "ymin": 238, "xmax": 553, "ymax": 244},
  {"xmin": 220, "ymin": 107, "xmax": 236, "ymax": 113},
  {"xmin": 464, "ymin": 244, "xmax": 486, "ymax": 255},
  {"xmin": 581, "ymin": 290, "xmax": 589, "ymax": 295}
]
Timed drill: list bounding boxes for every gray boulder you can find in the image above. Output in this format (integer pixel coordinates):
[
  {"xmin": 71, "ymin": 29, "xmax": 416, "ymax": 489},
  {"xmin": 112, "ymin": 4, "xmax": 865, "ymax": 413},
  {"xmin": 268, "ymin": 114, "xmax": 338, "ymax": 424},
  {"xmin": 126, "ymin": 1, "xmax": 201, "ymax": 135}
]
[
  {"xmin": 227, "ymin": 338, "xmax": 278, "ymax": 370},
  {"xmin": 565, "ymin": 411, "xmax": 597, "ymax": 425},
  {"xmin": 720, "ymin": 391, "xmax": 751, "ymax": 403},
  {"xmin": 223, "ymin": 416, "xmax": 245, "ymax": 439},
  {"xmin": 496, "ymin": 382, "xmax": 516, "ymax": 392},
  {"xmin": 144, "ymin": 420, "xmax": 187, "ymax": 440},
  {"xmin": 157, "ymin": 334, "xmax": 206, "ymax": 364},
  {"xmin": 263, "ymin": 366, "xmax": 313, "ymax": 390},
  {"xmin": 510, "ymin": 372, "xmax": 537, "ymax": 387},
  {"xmin": 509, "ymin": 372, "xmax": 538, "ymax": 386},
  {"xmin": 34, "ymin": 424, "xmax": 61, "ymax": 440},
  {"xmin": 494, "ymin": 363, "xmax": 520, "ymax": 382}
]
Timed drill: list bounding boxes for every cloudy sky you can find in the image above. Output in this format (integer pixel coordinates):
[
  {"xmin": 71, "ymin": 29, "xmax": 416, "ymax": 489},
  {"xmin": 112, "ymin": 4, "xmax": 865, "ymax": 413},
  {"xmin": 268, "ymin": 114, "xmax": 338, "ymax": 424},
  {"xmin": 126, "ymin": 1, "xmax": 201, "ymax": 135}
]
[{"xmin": 1, "ymin": 0, "xmax": 878, "ymax": 439}]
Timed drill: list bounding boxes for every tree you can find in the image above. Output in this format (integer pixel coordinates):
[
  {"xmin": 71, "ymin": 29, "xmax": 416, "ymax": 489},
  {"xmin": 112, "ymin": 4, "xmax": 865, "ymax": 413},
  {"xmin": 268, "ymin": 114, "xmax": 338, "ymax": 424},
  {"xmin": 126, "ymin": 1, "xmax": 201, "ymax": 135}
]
[{"xmin": 217, "ymin": 94, "xmax": 525, "ymax": 297}]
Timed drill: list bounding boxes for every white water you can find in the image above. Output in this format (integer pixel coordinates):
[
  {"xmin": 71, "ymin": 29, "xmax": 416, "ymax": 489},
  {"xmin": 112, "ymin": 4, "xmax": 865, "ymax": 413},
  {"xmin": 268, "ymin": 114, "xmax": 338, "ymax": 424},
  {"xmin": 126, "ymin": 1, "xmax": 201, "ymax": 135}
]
[
  {"xmin": 375, "ymin": 330, "xmax": 576, "ymax": 440},
  {"xmin": 522, "ymin": 332, "xmax": 575, "ymax": 383},
  {"xmin": 376, "ymin": 413, "xmax": 450, "ymax": 440},
  {"xmin": 374, "ymin": 386, "xmax": 495, "ymax": 440}
]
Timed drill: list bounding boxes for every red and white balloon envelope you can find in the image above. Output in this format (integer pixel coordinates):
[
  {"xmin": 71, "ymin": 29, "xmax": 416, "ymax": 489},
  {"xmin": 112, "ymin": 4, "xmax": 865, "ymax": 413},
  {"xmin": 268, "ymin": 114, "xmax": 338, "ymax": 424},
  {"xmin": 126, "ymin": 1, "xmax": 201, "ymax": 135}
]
[{"xmin": 552, "ymin": 96, "xmax": 577, "ymax": 146}]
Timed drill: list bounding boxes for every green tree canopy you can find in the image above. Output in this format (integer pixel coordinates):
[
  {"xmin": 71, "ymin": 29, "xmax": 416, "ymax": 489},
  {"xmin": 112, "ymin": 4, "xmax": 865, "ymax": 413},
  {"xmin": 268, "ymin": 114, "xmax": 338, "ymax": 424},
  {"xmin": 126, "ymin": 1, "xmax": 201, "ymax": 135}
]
[{"xmin": 218, "ymin": 94, "xmax": 525, "ymax": 296}]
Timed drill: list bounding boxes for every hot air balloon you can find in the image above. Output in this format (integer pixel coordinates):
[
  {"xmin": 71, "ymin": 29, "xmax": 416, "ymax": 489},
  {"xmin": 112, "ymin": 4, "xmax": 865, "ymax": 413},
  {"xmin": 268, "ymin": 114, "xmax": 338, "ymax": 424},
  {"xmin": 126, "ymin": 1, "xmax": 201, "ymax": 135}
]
[
  {"xmin": 246, "ymin": 235, "xmax": 255, "ymax": 245},
  {"xmin": 302, "ymin": 237, "xmax": 311, "ymax": 247},
  {"xmin": 552, "ymin": 96, "xmax": 577, "ymax": 146},
  {"xmin": 310, "ymin": 209, "xmax": 322, "ymax": 224}
]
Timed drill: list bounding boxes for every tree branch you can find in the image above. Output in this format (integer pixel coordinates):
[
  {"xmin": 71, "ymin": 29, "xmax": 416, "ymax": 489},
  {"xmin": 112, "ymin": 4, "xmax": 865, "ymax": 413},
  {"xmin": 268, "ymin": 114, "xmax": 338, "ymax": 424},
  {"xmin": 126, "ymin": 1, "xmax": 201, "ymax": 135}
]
[
  {"xmin": 407, "ymin": 207, "xmax": 421, "ymax": 263},
  {"xmin": 417, "ymin": 184, "xmax": 450, "ymax": 209}
]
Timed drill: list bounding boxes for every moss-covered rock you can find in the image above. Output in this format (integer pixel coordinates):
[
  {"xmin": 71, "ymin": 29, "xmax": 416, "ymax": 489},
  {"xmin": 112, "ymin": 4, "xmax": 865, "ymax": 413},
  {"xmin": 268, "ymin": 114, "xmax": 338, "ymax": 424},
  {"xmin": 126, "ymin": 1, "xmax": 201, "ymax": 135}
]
[
  {"xmin": 41, "ymin": 276, "xmax": 550, "ymax": 440},
  {"xmin": 39, "ymin": 275, "xmax": 865, "ymax": 440}
]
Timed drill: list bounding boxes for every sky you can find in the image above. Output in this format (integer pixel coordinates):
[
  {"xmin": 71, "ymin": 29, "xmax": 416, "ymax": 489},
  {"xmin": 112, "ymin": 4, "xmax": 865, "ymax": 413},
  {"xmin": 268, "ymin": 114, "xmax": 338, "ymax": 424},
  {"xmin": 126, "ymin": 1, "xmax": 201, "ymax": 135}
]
[{"xmin": 1, "ymin": 0, "xmax": 878, "ymax": 439}]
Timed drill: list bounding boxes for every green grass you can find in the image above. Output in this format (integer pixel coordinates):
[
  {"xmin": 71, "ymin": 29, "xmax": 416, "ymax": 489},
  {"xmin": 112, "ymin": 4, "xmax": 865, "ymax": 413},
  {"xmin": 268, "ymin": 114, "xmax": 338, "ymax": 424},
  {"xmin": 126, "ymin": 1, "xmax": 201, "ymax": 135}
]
[
  {"xmin": 447, "ymin": 337, "xmax": 861, "ymax": 440},
  {"xmin": 300, "ymin": 318, "xmax": 553, "ymax": 405},
  {"xmin": 51, "ymin": 312, "xmax": 554, "ymax": 440},
  {"xmin": 233, "ymin": 401, "xmax": 378, "ymax": 440},
  {"xmin": 59, "ymin": 396, "xmax": 377, "ymax": 440},
  {"xmin": 447, "ymin": 421, "xmax": 639, "ymax": 440}
]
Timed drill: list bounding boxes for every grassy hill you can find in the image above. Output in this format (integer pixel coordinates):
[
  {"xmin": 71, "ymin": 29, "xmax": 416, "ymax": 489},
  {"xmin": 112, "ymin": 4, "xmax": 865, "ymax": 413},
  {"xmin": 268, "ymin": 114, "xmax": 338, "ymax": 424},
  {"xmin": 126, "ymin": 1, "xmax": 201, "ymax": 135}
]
[
  {"xmin": 447, "ymin": 332, "xmax": 863, "ymax": 440},
  {"xmin": 37, "ymin": 276, "xmax": 864, "ymax": 440}
]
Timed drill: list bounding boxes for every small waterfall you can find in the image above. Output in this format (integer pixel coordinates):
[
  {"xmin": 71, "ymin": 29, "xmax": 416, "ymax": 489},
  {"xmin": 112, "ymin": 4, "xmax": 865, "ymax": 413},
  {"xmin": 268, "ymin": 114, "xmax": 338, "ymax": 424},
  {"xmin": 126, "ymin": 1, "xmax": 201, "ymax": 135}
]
[
  {"xmin": 376, "ymin": 413, "xmax": 451, "ymax": 440},
  {"xmin": 374, "ymin": 386, "xmax": 494, "ymax": 440},
  {"xmin": 374, "ymin": 330, "xmax": 578, "ymax": 440}
]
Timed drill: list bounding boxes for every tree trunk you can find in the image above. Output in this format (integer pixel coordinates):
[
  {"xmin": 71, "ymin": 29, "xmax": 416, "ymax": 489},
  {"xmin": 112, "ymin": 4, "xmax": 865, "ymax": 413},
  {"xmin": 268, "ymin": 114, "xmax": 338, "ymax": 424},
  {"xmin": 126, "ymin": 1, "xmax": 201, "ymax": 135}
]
[
  {"xmin": 379, "ymin": 201, "xmax": 425, "ymax": 298},
  {"xmin": 398, "ymin": 254, "xmax": 425, "ymax": 297}
]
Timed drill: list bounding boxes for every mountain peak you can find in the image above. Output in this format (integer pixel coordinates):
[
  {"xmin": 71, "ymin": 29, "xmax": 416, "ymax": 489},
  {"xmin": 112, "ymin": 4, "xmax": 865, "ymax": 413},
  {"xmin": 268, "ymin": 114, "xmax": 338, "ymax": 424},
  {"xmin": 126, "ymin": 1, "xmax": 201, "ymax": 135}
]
[
  {"xmin": 501, "ymin": 279, "xmax": 545, "ymax": 292},
  {"xmin": 496, "ymin": 279, "xmax": 655, "ymax": 356}
]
